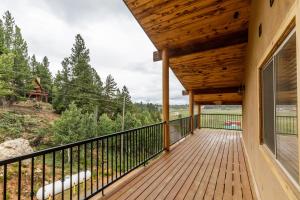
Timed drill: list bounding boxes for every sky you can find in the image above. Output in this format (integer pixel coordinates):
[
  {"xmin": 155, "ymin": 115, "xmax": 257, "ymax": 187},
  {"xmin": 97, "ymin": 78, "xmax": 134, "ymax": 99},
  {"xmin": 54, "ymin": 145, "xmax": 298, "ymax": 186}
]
[{"xmin": 0, "ymin": 0, "xmax": 188, "ymax": 105}]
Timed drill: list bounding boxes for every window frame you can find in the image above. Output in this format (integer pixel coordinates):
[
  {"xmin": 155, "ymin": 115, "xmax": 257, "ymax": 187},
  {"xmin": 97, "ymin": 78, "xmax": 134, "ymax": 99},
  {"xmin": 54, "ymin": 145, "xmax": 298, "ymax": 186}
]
[{"xmin": 260, "ymin": 28, "xmax": 298, "ymax": 185}]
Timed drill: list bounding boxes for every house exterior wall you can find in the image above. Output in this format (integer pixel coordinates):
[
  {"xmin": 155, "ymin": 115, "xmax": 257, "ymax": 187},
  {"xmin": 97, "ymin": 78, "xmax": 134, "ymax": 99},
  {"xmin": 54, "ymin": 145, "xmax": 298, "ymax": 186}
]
[{"xmin": 243, "ymin": 0, "xmax": 300, "ymax": 199}]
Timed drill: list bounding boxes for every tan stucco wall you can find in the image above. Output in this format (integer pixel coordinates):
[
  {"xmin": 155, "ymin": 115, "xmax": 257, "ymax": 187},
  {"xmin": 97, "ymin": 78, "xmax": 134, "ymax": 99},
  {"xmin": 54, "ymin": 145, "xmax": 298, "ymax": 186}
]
[{"xmin": 243, "ymin": 0, "xmax": 300, "ymax": 199}]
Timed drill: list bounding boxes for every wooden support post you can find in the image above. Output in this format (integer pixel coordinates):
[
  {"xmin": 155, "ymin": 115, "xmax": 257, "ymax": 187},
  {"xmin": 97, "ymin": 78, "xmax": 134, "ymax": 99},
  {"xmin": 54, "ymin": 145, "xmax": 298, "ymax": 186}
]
[
  {"xmin": 296, "ymin": 6, "xmax": 300, "ymax": 183},
  {"xmin": 197, "ymin": 104, "xmax": 201, "ymax": 129},
  {"xmin": 162, "ymin": 48, "xmax": 170, "ymax": 151},
  {"xmin": 189, "ymin": 91, "xmax": 194, "ymax": 133}
]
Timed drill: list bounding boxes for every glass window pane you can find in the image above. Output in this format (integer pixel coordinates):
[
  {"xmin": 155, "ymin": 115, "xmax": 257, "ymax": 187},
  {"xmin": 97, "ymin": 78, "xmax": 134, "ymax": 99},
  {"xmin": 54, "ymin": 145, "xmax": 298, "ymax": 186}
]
[
  {"xmin": 275, "ymin": 32, "xmax": 299, "ymax": 182},
  {"xmin": 262, "ymin": 59, "xmax": 275, "ymax": 154}
]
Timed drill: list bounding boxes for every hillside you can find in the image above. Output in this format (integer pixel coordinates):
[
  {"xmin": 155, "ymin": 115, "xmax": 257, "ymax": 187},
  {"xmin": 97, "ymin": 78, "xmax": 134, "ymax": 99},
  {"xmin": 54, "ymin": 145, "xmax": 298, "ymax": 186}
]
[{"xmin": 0, "ymin": 101, "xmax": 59, "ymax": 148}]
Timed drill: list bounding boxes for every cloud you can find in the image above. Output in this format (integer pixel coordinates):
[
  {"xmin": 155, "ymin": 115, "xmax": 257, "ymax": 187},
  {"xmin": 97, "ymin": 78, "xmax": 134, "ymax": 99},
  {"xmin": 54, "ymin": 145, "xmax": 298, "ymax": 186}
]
[
  {"xmin": 0, "ymin": 0, "xmax": 188, "ymax": 105},
  {"xmin": 41, "ymin": 0, "xmax": 130, "ymax": 25}
]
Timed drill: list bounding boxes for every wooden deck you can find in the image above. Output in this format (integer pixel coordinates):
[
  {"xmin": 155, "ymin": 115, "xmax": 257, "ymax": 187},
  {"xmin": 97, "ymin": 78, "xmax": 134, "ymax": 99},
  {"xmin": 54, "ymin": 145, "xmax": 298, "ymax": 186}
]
[{"xmin": 96, "ymin": 129, "xmax": 256, "ymax": 200}]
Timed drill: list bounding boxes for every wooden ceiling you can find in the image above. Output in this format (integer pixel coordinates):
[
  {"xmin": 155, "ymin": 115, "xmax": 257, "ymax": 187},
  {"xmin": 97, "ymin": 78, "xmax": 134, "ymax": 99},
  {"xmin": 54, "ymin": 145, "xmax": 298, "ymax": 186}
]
[
  {"xmin": 194, "ymin": 93, "xmax": 243, "ymax": 105},
  {"xmin": 124, "ymin": 0, "xmax": 251, "ymax": 105}
]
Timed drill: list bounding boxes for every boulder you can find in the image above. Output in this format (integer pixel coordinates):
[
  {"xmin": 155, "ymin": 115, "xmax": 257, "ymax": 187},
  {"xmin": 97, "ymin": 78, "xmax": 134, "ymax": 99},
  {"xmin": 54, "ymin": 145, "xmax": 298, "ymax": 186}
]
[{"xmin": 0, "ymin": 138, "xmax": 34, "ymax": 164}]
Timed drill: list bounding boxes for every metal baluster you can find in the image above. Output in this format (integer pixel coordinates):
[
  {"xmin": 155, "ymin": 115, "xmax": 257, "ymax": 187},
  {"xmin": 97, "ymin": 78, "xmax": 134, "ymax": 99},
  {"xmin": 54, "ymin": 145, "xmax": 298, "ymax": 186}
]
[
  {"xmin": 111, "ymin": 137, "xmax": 114, "ymax": 181},
  {"xmin": 3, "ymin": 164, "xmax": 7, "ymax": 200},
  {"xmin": 91, "ymin": 142, "xmax": 93, "ymax": 194},
  {"xmin": 106, "ymin": 137, "xmax": 108, "ymax": 185},
  {"xmin": 135, "ymin": 130, "xmax": 137, "ymax": 167},
  {"xmin": 62, "ymin": 150, "xmax": 64, "ymax": 200},
  {"xmin": 31, "ymin": 157, "xmax": 35, "ymax": 200},
  {"xmin": 42, "ymin": 154, "xmax": 45, "ymax": 200},
  {"xmin": 130, "ymin": 131, "xmax": 132, "ymax": 169},
  {"xmin": 126, "ymin": 132, "xmax": 128, "ymax": 172},
  {"xmin": 144, "ymin": 128, "xmax": 147, "ymax": 160},
  {"xmin": 70, "ymin": 148, "xmax": 73, "ymax": 200},
  {"xmin": 84, "ymin": 143, "xmax": 87, "ymax": 198},
  {"xmin": 151, "ymin": 126, "xmax": 154, "ymax": 154},
  {"xmin": 96, "ymin": 140, "xmax": 99, "ymax": 190},
  {"xmin": 138, "ymin": 129, "xmax": 141, "ymax": 164},
  {"xmin": 18, "ymin": 160, "xmax": 21, "ymax": 200},
  {"xmin": 77, "ymin": 145, "xmax": 80, "ymax": 200},
  {"xmin": 52, "ymin": 152, "xmax": 55, "ymax": 200},
  {"xmin": 119, "ymin": 133, "xmax": 120, "ymax": 177},
  {"xmin": 101, "ymin": 139, "xmax": 104, "ymax": 195},
  {"xmin": 115, "ymin": 136, "xmax": 118, "ymax": 179},
  {"xmin": 122, "ymin": 133, "xmax": 125, "ymax": 174}
]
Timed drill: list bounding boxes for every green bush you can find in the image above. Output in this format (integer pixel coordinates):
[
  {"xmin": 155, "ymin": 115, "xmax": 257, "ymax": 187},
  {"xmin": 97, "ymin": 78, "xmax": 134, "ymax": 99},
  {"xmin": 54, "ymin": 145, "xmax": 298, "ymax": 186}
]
[{"xmin": 52, "ymin": 103, "xmax": 98, "ymax": 145}]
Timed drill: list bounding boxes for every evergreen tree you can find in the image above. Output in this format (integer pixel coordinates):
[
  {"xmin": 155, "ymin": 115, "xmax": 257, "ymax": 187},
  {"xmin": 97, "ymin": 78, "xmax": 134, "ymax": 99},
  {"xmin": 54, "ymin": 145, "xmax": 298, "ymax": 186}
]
[
  {"xmin": 53, "ymin": 58, "xmax": 71, "ymax": 112},
  {"xmin": 0, "ymin": 19, "xmax": 5, "ymax": 54},
  {"xmin": 0, "ymin": 53, "xmax": 14, "ymax": 98},
  {"xmin": 38, "ymin": 56, "xmax": 52, "ymax": 99},
  {"xmin": 12, "ymin": 25, "xmax": 31, "ymax": 98},
  {"xmin": 104, "ymin": 74, "xmax": 117, "ymax": 98},
  {"xmin": 3, "ymin": 11, "xmax": 14, "ymax": 50},
  {"xmin": 30, "ymin": 54, "xmax": 38, "ymax": 74},
  {"xmin": 121, "ymin": 85, "xmax": 132, "ymax": 107},
  {"xmin": 103, "ymin": 74, "xmax": 118, "ymax": 115},
  {"xmin": 68, "ymin": 34, "xmax": 96, "ymax": 112}
]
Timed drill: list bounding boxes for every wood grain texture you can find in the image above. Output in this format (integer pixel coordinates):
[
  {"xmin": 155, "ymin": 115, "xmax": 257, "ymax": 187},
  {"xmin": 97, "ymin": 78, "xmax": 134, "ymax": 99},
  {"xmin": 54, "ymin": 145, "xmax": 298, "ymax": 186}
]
[
  {"xmin": 170, "ymin": 43, "xmax": 247, "ymax": 92},
  {"xmin": 194, "ymin": 93, "xmax": 242, "ymax": 105},
  {"xmin": 124, "ymin": 0, "xmax": 250, "ymax": 104},
  {"xmin": 96, "ymin": 129, "xmax": 256, "ymax": 200},
  {"xmin": 124, "ymin": 0, "xmax": 250, "ymax": 50}
]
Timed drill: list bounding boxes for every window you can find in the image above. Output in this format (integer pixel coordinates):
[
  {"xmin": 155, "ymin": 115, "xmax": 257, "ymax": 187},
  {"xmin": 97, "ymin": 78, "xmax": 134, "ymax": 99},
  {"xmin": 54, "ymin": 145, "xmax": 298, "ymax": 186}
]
[{"xmin": 261, "ymin": 30, "xmax": 299, "ymax": 183}]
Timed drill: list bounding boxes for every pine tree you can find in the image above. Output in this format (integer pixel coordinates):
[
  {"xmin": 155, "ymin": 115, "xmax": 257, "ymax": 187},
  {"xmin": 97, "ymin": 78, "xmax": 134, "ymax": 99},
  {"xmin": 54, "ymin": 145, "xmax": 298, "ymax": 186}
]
[
  {"xmin": 0, "ymin": 53, "xmax": 14, "ymax": 98},
  {"xmin": 69, "ymin": 34, "xmax": 95, "ymax": 112},
  {"xmin": 53, "ymin": 58, "xmax": 71, "ymax": 112},
  {"xmin": 12, "ymin": 25, "xmax": 31, "ymax": 98},
  {"xmin": 104, "ymin": 74, "xmax": 117, "ymax": 98},
  {"xmin": 121, "ymin": 86, "xmax": 132, "ymax": 106},
  {"xmin": 53, "ymin": 34, "xmax": 104, "ymax": 113},
  {"xmin": 0, "ymin": 19, "xmax": 5, "ymax": 54},
  {"xmin": 38, "ymin": 56, "xmax": 52, "ymax": 98},
  {"xmin": 3, "ymin": 11, "xmax": 14, "ymax": 50},
  {"xmin": 30, "ymin": 54, "xmax": 38, "ymax": 74}
]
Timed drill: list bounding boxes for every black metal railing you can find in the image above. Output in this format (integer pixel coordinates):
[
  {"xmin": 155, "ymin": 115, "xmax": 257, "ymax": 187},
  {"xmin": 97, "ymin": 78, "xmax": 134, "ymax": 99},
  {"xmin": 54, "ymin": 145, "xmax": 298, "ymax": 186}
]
[
  {"xmin": 0, "ymin": 122, "xmax": 164, "ymax": 200},
  {"xmin": 193, "ymin": 114, "xmax": 199, "ymax": 130},
  {"xmin": 200, "ymin": 114, "xmax": 242, "ymax": 130},
  {"xmin": 276, "ymin": 115, "xmax": 297, "ymax": 135},
  {"xmin": 169, "ymin": 116, "xmax": 191, "ymax": 145}
]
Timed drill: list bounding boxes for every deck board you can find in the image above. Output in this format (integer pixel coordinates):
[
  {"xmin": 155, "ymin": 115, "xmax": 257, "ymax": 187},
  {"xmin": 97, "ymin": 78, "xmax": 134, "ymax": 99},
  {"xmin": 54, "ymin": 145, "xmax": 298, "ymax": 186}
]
[{"xmin": 96, "ymin": 129, "xmax": 255, "ymax": 200}]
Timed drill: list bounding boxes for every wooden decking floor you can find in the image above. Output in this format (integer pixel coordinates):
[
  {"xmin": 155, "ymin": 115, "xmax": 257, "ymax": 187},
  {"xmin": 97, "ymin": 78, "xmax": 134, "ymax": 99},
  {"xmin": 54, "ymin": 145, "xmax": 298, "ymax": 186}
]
[{"xmin": 97, "ymin": 129, "xmax": 256, "ymax": 200}]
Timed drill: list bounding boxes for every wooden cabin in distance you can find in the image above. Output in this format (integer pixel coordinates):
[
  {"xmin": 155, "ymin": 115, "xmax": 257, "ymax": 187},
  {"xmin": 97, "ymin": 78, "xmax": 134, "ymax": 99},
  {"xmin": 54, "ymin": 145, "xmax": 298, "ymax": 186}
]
[
  {"xmin": 119, "ymin": 0, "xmax": 300, "ymax": 200},
  {"xmin": 28, "ymin": 77, "xmax": 48, "ymax": 102}
]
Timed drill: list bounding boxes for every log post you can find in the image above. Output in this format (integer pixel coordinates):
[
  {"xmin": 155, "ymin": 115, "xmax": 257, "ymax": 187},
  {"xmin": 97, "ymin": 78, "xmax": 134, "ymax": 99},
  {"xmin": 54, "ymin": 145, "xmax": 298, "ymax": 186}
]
[
  {"xmin": 162, "ymin": 48, "xmax": 170, "ymax": 151},
  {"xmin": 198, "ymin": 104, "xmax": 201, "ymax": 129},
  {"xmin": 189, "ymin": 91, "xmax": 194, "ymax": 133}
]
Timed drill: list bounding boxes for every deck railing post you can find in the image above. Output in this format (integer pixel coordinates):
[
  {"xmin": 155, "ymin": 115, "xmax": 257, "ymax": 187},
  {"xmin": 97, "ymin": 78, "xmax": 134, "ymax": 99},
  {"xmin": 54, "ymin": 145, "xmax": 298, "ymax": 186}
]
[
  {"xmin": 197, "ymin": 104, "xmax": 201, "ymax": 129},
  {"xmin": 189, "ymin": 91, "xmax": 194, "ymax": 134},
  {"xmin": 162, "ymin": 48, "xmax": 170, "ymax": 151}
]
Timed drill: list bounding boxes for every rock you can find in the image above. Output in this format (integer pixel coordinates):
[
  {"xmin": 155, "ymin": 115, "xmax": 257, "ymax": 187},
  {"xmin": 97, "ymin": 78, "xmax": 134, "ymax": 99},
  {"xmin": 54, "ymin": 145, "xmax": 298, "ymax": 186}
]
[{"xmin": 0, "ymin": 138, "xmax": 34, "ymax": 165}]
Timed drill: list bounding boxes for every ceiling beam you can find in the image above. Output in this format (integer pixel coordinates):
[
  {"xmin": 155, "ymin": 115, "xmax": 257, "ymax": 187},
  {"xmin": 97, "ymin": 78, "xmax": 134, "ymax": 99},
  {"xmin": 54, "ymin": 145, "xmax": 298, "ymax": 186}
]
[
  {"xmin": 194, "ymin": 101, "xmax": 243, "ymax": 105},
  {"xmin": 182, "ymin": 86, "xmax": 244, "ymax": 96},
  {"xmin": 153, "ymin": 30, "xmax": 248, "ymax": 62}
]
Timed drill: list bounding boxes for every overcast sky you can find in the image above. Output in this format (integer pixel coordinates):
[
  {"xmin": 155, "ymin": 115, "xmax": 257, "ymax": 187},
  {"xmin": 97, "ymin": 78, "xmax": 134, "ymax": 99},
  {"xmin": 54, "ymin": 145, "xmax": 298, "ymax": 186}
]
[{"xmin": 0, "ymin": 0, "xmax": 188, "ymax": 105}]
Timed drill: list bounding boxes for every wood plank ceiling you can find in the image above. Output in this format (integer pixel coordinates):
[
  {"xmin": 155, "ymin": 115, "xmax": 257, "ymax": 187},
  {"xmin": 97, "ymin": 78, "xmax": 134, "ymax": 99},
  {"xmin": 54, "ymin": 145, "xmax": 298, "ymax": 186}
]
[{"xmin": 124, "ymin": 0, "xmax": 251, "ymax": 104}]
